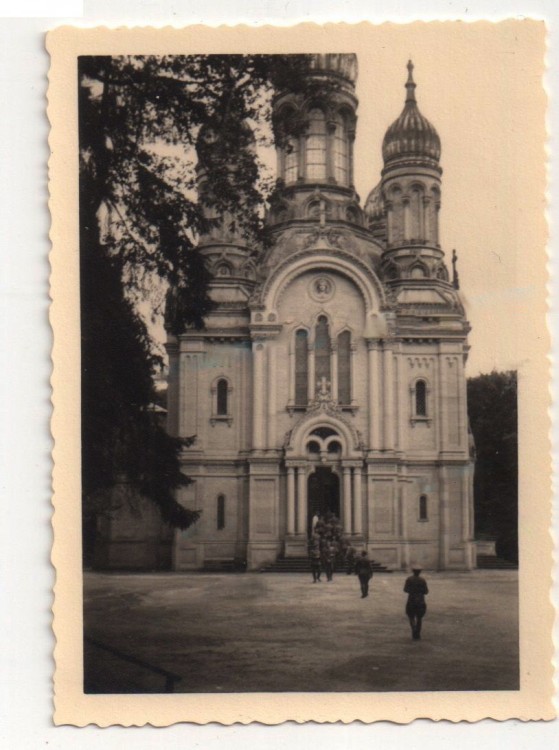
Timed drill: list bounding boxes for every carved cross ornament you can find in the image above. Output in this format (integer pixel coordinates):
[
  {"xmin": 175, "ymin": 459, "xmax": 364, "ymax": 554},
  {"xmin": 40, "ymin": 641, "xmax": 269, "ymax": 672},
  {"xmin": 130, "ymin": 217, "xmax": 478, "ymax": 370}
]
[{"xmin": 317, "ymin": 376, "xmax": 331, "ymax": 400}]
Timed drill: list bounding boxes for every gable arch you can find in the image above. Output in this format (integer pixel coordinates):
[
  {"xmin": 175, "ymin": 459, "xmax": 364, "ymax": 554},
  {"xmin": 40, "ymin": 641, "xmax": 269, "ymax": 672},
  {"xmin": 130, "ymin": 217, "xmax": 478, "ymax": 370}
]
[
  {"xmin": 259, "ymin": 248, "xmax": 386, "ymax": 317},
  {"xmin": 285, "ymin": 412, "xmax": 363, "ymax": 459}
]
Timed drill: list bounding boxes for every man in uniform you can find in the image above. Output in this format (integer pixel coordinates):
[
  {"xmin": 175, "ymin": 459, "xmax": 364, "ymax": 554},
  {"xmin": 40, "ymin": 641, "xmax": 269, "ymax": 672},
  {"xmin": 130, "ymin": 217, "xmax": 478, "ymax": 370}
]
[
  {"xmin": 323, "ymin": 542, "xmax": 336, "ymax": 582},
  {"xmin": 354, "ymin": 550, "xmax": 373, "ymax": 598},
  {"xmin": 404, "ymin": 567, "xmax": 429, "ymax": 640},
  {"xmin": 310, "ymin": 546, "xmax": 322, "ymax": 583}
]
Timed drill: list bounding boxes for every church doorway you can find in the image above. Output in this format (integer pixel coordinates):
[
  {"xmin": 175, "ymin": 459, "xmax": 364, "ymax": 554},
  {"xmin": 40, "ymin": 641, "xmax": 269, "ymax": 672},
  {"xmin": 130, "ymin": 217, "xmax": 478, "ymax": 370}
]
[{"xmin": 307, "ymin": 467, "xmax": 340, "ymax": 536}]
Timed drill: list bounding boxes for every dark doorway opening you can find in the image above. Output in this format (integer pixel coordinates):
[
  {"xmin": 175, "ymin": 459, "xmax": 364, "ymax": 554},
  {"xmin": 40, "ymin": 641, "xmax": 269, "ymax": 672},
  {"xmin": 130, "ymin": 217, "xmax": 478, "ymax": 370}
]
[{"xmin": 307, "ymin": 467, "xmax": 340, "ymax": 536}]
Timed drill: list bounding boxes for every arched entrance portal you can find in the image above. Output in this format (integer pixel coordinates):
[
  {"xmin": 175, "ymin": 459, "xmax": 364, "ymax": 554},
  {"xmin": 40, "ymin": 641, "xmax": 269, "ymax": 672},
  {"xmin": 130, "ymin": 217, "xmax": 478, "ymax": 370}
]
[{"xmin": 307, "ymin": 467, "xmax": 340, "ymax": 536}]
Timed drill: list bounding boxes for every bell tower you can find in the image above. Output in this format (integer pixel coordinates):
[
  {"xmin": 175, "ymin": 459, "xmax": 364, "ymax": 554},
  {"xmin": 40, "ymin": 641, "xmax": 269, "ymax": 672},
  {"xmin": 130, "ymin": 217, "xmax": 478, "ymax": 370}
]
[
  {"xmin": 268, "ymin": 54, "xmax": 364, "ymax": 228},
  {"xmin": 379, "ymin": 61, "xmax": 449, "ymax": 283}
]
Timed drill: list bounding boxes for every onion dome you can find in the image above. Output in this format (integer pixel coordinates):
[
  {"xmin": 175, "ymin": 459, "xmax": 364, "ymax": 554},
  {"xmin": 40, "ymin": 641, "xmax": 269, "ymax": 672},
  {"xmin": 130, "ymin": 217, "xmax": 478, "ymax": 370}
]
[
  {"xmin": 308, "ymin": 53, "xmax": 358, "ymax": 85},
  {"xmin": 382, "ymin": 61, "xmax": 441, "ymax": 165},
  {"xmin": 196, "ymin": 116, "xmax": 255, "ymax": 165},
  {"xmin": 364, "ymin": 181, "xmax": 384, "ymax": 222}
]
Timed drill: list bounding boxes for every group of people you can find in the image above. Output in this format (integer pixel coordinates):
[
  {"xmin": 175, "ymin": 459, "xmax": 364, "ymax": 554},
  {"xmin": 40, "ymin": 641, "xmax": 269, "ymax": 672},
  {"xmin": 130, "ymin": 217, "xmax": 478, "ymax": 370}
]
[
  {"xmin": 308, "ymin": 511, "xmax": 349, "ymax": 582},
  {"xmin": 307, "ymin": 515, "xmax": 429, "ymax": 640}
]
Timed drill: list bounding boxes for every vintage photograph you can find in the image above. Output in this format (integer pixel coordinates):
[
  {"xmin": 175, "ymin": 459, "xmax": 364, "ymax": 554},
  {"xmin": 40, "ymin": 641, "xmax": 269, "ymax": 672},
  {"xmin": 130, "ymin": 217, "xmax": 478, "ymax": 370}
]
[{"xmin": 49, "ymin": 22, "xmax": 552, "ymax": 723}]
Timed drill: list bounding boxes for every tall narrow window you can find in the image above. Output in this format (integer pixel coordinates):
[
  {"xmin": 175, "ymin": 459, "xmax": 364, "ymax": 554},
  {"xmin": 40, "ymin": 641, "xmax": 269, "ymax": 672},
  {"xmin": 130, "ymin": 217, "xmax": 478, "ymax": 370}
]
[
  {"xmin": 217, "ymin": 495, "xmax": 225, "ymax": 530},
  {"xmin": 337, "ymin": 330, "xmax": 351, "ymax": 404},
  {"xmin": 333, "ymin": 113, "xmax": 348, "ymax": 185},
  {"xmin": 314, "ymin": 316, "xmax": 331, "ymax": 389},
  {"xmin": 217, "ymin": 378, "xmax": 228, "ymax": 415},
  {"xmin": 306, "ymin": 108, "xmax": 327, "ymax": 180},
  {"xmin": 419, "ymin": 494, "xmax": 428, "ymax": 521},
  {"xmin": 284, "ymin": 137, "xmax": 299, "ymax": 184},
  {"xmin": 295, "ymin": 330, "xmax": 309, "ymax": 406},
  {"xmin": 415, "ymin": 380, "xmax": 427, "ymax": 417}
]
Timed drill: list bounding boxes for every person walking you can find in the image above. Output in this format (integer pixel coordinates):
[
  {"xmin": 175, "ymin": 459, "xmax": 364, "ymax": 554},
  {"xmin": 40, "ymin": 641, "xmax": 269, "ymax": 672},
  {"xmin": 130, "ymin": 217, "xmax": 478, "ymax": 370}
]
[
  {"xmin": 310, "ymin": 547, "xmax": 322, "ymax": 583},
  {"xmin": 404, "ymin": 567, "xmax": 429, "ymax": 640},
  {"xmin": 354, "ymin": 550, "xmax": 373, "ymax": 598},
  {"xmin": 323, "ymin": 542, "xmax": 336, "ymax": 582}
]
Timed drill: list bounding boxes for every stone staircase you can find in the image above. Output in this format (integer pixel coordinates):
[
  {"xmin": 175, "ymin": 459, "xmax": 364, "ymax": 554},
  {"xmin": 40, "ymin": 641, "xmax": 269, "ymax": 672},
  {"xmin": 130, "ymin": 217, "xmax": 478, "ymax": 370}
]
[
  {"xmin": 476, "ymin": 554, "xmax": 518, "ymax": 570},
  {"xmin": 260, "ymin": 556, "xmax": 393, "ymax": 573}
]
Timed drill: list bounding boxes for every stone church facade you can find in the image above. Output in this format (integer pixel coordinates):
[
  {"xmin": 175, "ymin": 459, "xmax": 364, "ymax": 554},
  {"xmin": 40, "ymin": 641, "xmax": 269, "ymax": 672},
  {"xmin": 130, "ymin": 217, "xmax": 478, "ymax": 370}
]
[{"xmin": 166, "ymin": 55, "xmax": 475, "ymax": 572}]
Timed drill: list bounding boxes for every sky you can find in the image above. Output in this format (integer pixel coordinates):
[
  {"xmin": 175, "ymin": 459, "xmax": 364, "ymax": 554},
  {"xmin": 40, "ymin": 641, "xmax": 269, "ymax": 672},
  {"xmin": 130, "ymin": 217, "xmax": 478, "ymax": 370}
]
[{"xmin": 342, "ymin": 22, "xmax": 546, "ymax": 376}]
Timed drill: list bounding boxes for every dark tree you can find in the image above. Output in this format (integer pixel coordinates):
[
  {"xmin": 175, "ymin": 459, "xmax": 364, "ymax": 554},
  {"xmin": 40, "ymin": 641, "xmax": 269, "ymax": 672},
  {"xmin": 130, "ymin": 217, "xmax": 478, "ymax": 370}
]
[
  {"xmin": 78, "ymin": 55, "xmax": 311, "ymax": 563},
  {"xmin": 467, "ymin": 370, "xmax": 518, "ymax": 563}
]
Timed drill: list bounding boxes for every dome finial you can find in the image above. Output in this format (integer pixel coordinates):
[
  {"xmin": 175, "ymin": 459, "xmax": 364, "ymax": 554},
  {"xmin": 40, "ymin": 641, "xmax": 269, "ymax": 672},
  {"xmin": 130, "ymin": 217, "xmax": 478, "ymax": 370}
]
[{"xmin": 406, "ymin": 59, "xmax": 417, "ymax": 103}]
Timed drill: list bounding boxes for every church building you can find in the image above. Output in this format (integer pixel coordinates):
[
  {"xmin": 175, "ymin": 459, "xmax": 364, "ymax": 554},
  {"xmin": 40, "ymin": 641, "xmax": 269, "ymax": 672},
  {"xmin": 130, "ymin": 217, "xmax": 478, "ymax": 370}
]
[{"xmin": 165, "ymin": 54, "xmax": 475, "ymax": 572}]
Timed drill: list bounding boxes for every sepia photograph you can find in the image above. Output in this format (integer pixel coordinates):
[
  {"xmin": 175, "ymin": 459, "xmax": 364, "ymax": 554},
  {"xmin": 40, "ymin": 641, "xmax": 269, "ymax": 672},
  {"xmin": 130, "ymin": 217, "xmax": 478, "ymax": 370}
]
[{"xmin": 48, "ymin": 21, "xmax": 552, "ymax": 724}]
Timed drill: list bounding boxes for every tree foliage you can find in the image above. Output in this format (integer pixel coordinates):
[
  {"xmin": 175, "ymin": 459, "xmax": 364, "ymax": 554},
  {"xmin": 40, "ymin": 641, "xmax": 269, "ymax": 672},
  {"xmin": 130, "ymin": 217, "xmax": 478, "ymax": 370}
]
[
  {"xmin": 467, "ymin": 370, "xmax": 518, "ymax": 562},
  {"xmin": 79, "ymin": 54, "xmax": 312, "ymax": 560}
]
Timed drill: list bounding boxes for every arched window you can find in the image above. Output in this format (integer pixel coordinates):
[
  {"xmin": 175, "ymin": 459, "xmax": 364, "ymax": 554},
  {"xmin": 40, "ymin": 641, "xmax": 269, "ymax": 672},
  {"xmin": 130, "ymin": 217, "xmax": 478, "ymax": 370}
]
[
  {"xmin": 410, "ymin": 264, "xmax": 427, "ymax": 279},
  {"xmin": 217, "ymin": 495, "xmax": 226, "ymax": 530},
  {"xmin": 211, "ymin": 377, "xmax": 233, "ymax": 426},
  {"xmin": 306, "ymin": 108, "xmax": 327, "ymax": 180},
  {"xmin": 314, "ymin": 316, "xmax": 331, "ymax": 388},
  {"xmin": 419, "ymin": 494, "xmax": 428, "ymax": 521},
  {"xmin": 333, "ymin": 113, "xmax": 349, "ymax": 185},
  {"xmin": 217, "ymin": 378, "xmax": 228, "ymax": 415},
  {"xmin": 415, "ymin": 380, "xmax": 427, "ymax": 417},
  {"xmin": 284, "ymin": 137, "xmax": 299, "ymax": 184},
  {"xmin": 337, "ymin": 330, "xmax": 351, "ymax": 404},
  {"xmin": 295, "ymin": 329, "xmax": 309, "ymax": 406}
]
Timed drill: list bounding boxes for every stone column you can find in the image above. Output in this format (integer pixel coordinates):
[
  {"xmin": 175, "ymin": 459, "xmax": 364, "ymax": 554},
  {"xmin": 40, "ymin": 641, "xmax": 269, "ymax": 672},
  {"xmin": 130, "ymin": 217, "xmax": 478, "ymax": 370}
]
[
  {"xmin": 433, "ymin": 200, "xmax": 440, "ymax": 244},
  {"xmin": 386, "ymin": 202, "xmax": 394, "ymax": 244},
  {"xmin": 181, "ymin": 353, "xmax": 199, "ymax": 438},
  {"xmin": 298, "ymin": 134, "xmax": 306, "ymax": 180},
  {"xmin": 353, "ymin": 466, "xmax": 363, "ymax": 535},
  {"xmin": 342, "ymin": 467, "xmax": 352, "ymax": 533},
  {"xmin": 423, "ymin": 196, "xmax": 431, "ymax": 243},
  {"xmin": 367, "ymin": 340, "xmax": 381, "ymax": 450},
  {"xmin": 461, "ymin": 466, "xmax": 470, "ymax": 543},
  {"xmin": 165, "ymin": 341, "xmax": 179, "ymax": 437},
  {"xmin": 252, "ymin": 341, "xmax": 265, "ymax": 449},
  {"xmin": 326, "ymin": 121, "xmax": 336, "ymax": 182},
  {"xmin": 267, "ymin": 344, "xmax": 276, "ymax": 447},
  {"xmin": 307, "ymin": 340, "xmax": 315, "ymax": 403},
  {"xmin": 287, "ymin": 466, "xmax": 296, "ymax": 535},
  {"xmin": 350, "ymin": 341, "xmax": 357, "ymax": 408},
  {"xmin": 330, "ymin": 342, "xmax": 338, "ymax": 403},
  {"xmin": 348, "ymin": 131, "xmax": 356, "ymax": 188},
  {"xmin": 438, "ymin": 349, "xmax": 448, "ymax": 452},
  {"xmin": 438, "ymin": 466, "xmax": 450, "ymax": 569},
  {"xmin": 343, "ymin": 466, "xmax": 352, "ymax": 534},
  {"xmin": 287, "ymin": 339, "xmax": 295, "ymax": 410},
  {"xmin": 383, "ymin": 344, "xmax": 395, "ymax": 450},
  {"xmin": 403, "ymin": 199, "xmax": 410, "ymax": 241},
  {"xmin": 297, "ymin": 466, "xmax": 307, "ymax": 535}
]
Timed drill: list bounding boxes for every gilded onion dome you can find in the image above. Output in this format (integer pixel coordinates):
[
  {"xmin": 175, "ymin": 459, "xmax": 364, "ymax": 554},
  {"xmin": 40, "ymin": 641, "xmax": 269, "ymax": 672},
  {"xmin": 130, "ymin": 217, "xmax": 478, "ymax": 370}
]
[
  {"xmin": 364, "ymin": 181, "xmax": 384, "ymax": 222},
  {"xmin": 382, "ymin": 61, "xmax": 441, "ymax": 165},
  {"xmin": 308, "ymin": 53, "xmax": 358, "ymax": 85}
]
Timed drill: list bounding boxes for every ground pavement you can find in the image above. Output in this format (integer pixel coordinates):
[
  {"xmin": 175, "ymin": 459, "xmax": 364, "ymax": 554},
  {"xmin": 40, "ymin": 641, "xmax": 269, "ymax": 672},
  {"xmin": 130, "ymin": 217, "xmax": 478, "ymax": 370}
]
[{"xmin": 83, "ymin": 569, "xmax": 519, "ymax": 694}]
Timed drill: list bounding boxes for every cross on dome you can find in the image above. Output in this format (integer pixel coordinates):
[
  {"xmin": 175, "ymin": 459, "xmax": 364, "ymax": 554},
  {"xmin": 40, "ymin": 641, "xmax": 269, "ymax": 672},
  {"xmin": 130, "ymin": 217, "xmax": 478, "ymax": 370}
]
[{"xmin": 406, "ymin": 59, "xmax": 417, "ymax": 103}]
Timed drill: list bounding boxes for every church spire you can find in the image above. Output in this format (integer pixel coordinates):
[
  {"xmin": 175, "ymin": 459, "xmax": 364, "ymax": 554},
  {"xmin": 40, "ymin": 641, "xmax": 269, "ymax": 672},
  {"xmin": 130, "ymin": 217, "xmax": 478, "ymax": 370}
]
[
  {"xmin": 378, "ymin": 62, "xmax": 447, "ymax": 280},
  {"xmin": 405, "ymin": 59, "xmax": 417, "ymax": 103}
]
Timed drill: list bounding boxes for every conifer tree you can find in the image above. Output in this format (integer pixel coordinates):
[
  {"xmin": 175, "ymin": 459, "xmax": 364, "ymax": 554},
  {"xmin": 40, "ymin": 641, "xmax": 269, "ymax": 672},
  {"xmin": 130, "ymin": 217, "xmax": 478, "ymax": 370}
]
[{"xmin": 78, "ymin": 55, "xmax": 309, "ymax": 561}]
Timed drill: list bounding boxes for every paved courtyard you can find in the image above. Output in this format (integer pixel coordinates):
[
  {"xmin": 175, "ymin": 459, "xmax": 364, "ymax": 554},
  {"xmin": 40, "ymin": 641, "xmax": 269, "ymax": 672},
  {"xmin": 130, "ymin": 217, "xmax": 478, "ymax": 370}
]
[{"xmin": 83, "ymin": 569, "xmax": 519, "ymax": 694}]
